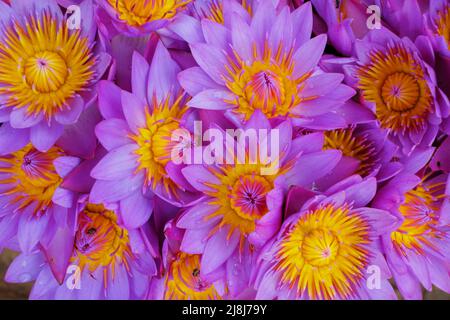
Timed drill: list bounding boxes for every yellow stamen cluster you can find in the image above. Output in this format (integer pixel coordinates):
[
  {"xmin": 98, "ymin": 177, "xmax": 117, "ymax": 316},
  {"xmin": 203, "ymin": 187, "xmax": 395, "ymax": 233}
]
[
  {"xmin": 224, "ymin": 41, "xmax": 312, "ymax": 120},
  {"xmin": 0, "ymin": 144, "xmax": 63, "ymax": 215},
  {"xmin": 275, "ymin": 204, "xmax": 371, "ymax": 299},
  {"xmin": 130, "ymin": 94, "xmax": 188, "ymax": 196},
  {"xmin": 436, "ymin": 4, "xmax": 450, "ymax": 50},
  {"xmin": 107, "ymin": 0, "xmax": 192, "ymax": 26},
  {"xmin": 72, "ymin": 204, "xmax": 132, "ymax": 278},
  {"xmin": 195, "ymin": 0, "xmax": 252, "ymax": 24},
  {"xmin": 164, "ymin": 253, "xmax": 222, "ymax": 300},
  {"xmin": 0, "ymin": 13, "xmax": 95, "ymax": 119},
  {"xmin": 357, "ymin": 43, "xmax": 433, "ymax": 133},
  {"xmin": 323, "ymin": 128, "xmax": 377, "ymax": 176},
  {"xmin": 391, "ymin": 182, "xmax": 447, "ymax": 255}
]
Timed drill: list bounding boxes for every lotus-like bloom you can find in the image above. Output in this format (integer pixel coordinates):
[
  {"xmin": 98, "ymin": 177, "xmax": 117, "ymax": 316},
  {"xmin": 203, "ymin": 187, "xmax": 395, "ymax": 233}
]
[
  {"xmin": 0, "ymin": 0, "xmax": 110, "ymax": 153},
  {"xmin": 373, "ymin": 172, "xmax": 450, "ymax": 299},
  {"xmin": 0, "ymin": 144, "xmax": 65, "ymax": 252},
  {"xmin": 349, "ymin": 28, "xmax": 449, "ymax": 152},
  {"xmin": 253, "ymin": 176, "xmax": 399, "ymax": 300},
  {"xmin": 177, "ymin": 111, "xmax": 342, "ymax": 297},
  {"xmin": 176, "ymin": 1, "xmax": 354, "ymax": 127},
  {"xmin": 149, "ymin": 220, "xmax": 227, "ymax": 300},
  {"xmin": 96, "ymin": 0, "xmax": 193, "ymax": 37},
  {"xmin": 0, "ymin": 104, "xmax": 102, "ymax": 254},
  {"xmin": 5, "ymin": 196, "xmax": 157, "ymax": 299},
  {"xmin": 91, "ymin": 40, "xmax": 201, "ymax": 229}
]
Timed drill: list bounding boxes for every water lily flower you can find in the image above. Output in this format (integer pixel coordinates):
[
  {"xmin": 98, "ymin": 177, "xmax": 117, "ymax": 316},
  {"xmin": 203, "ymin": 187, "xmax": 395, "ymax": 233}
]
[
  {"xmin": 149, "ymin": 220, "xmax": 227, "ymax": 299},
  {"xmin": 0, "ymin": 0, "xmax": 110, "ymax": 153},
  {"xmin": 0, "ymin": 113, "xmax": 100, "ymax": 256},
  {"xmin": 91, "ymin": 40, "xmax": 201, "ymax": 229},
  {"xmin": 5, "ymin": 196, "xmax": 158, "ymax": 299},
  {"xmin": 176, "ymin": 111, "xmax": 342, "ymax": 297},
  {"xmin": 373, "ymin": 171, "xmax": 450, "ymax": 299},
  {"xmin": 254, "ymin": 176, "xmax": 399, "ymax": 300},
  {"xmin": 348, "ymin": 28, "xmax": 449, "ymax": 153},
  {"xmin": 96, "ymin": 0, "xmax": 193, "ymax": 37},
  {"xmin": 175, "ymin": 1, "xmax": 355, "ymax": 128}
]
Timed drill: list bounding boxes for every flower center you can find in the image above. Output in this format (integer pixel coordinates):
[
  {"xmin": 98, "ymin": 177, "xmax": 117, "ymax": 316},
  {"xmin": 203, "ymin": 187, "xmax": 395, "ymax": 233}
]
[
  {"xmin": 107, "ymin": 0, "xmax": 192, "ymax": 27},
  {"xmin": 225, "ymin": 42, "xmax": 307, "ymax": 120},
  {"xmin": 229, "ymin": 174, "xmax": 271, "ymax": 220},
  {"xmin": 72, "ymin": 204, "xmax": 132, "ymax": 274},
  {"xmin": 275, "ymin": 204, "xmax": 370, "ymax": 299},
  {"xmin": 391, "ymin": 182, "xmax": 446, "ymax": 255},
  {"xmin": 436, "ymin": 5, "xmax": 450, "ymax": 50},
  {"xmin": 0, "ymin": 13, "xmax": 96, "ymax": 119},
  {"xmin": 323, "ymin": 129, "xmax": 377, "ymax": 176},
  {"xmin": 302, "ymin": 229, "xmax": 340, "ymax": 267},
  {"xmin": 0, "ymin": 144, "xmax": 63, "ymax": 215},
  {"xmin": 205, "ymin": 162, "xmax": 280, "ymax": 237},
  {"xmin": 357, "ymin": 43, "xmax": 432, "ymax": 133},
  {"xmin": 24, "ymin": 52, "xmax": 68, "ymax": 93},
  {"xmin": 131, "ymin": 94, "xmax": 187, "ymax": 193},
  {"xmin": 165, "ymin": 253, "xmax": 221, "ymax": 300},
  {"xmin": 381, "ymin": 73, "xmax": 420, "ymax": 112}
]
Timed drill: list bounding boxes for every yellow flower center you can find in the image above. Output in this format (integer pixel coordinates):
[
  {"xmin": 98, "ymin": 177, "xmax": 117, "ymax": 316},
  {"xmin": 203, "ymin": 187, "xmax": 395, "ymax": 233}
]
[
  {"xmin": 323, "ymin": 128, "xmax": 377, "ymax": 176},
  {"xmin": 436, "ymin": 5, "xmax": 450, "ymax": 50},
  {"xmin": 130, "ymin": 95, "xmax": 188, "ymax": 195},
  {"xmin": 107, "ymin": 0, "xmax": 192, "ymax": 27},
  {"xmin": 357, "ymin": 43, "xmax": 432, "ymax": 133},
  {"xmin": 391, "ymin": 182, "xmax": 447, "ymax": 255},
  {"xmin": 164, "ymin": 253, "xmax": 222, "ymax": 300},
  {"xmin": 72, "ymin": 204, "xmax": 132, "ymax": 276},
  {"xmin": 0, "ymin": 13, "xmax": 96, "ymax": 119},
  {"xmin": 225, "ymin": 42, "xmax": 311, "ymax": 120},
  {"xmin": 275, "ymin": 204, "xmax": 371, "ymax": 300},
  {"xmin": 205, "ymin": 154, "xmax": 291, "ymax": 240},
  {"xmin": 0, "ymin": 144, "xmax": 63, "ymax": 215}
]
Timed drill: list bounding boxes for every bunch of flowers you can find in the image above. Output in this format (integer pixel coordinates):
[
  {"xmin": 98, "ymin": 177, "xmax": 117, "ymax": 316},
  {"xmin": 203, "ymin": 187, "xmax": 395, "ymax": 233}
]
[{"xmin": 0, "ymin": 0, "xmax": 449, "ymax": 300}]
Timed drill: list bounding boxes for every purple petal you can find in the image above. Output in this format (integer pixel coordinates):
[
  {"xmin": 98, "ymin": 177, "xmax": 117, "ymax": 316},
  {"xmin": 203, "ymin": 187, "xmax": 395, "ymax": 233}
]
[
  {"xmin": 54, "ymin": 96, "xmax": 84, "ymax": 125},
  {"xmin": 201, "ymin": 227, "xmax": 240, "ymax": 274},
  {"xmin": 293, "ymin": 35, "xmax": 327, "ymax": 78},
  {"xmin": 106, "ymin": 264, "xmax": 130, "ymax": 300},
  {"xmin": 90, "ymin": 173, "xmax": 144, "ymax": 203},
  {"xmin": 120, "ymin": 192, "xmax": 154, "ymax": 229},
  {"xmin": 190, "ymin": 43, "xmax": 228, "ymax": 85},
  {"xmin": 147, "ymin": 41, "xmax": 181, "ymax": 101},
  {"xmin": 53, "ymin": 156, "xmax": 81, "ymax": 178},
  {"xmin": 98, "ymin": 81, "xmax": 125, "ymax": 119},
  {"xmin": 131, "ymin": 52, "xmax": 150, "ymax": 102},
  {"xmin": 91, "ymin": 144, "xmax": 138, "ymax": 180},
  {"xmin": 5, "ymin": 252, "xmax": 44, "ymax": 283},
  {"xmin": 182, "ymin": 165, "xmax": 220, "ymax": 192},
  {"xmin": 9, "ymin": 108, "xmax": 43, "ymax": 129},
  {"xmin": 121, "ymin": 91, "xmax": 146, "ymax": 133},
  {"xmin": 291, "ymin": 2, "xmax": 313, "ymax": 47},
  {"xmin": 187, "ymin": 89, "xmax": 234, "ymax": 110},
  {"xmin": 30, "ymin": 121, "xmax": 64, "ymax": 152},
  {"xmin": 96, "ymin": 118, "xmax": 133, "ymax": 151},
  {"xmin": 178, "ymin": 67, "xmax": 223, "ymax": 96},
  {"xmin": 0, "ymin": 123, "xmax": 29, "ymax": 155}
]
